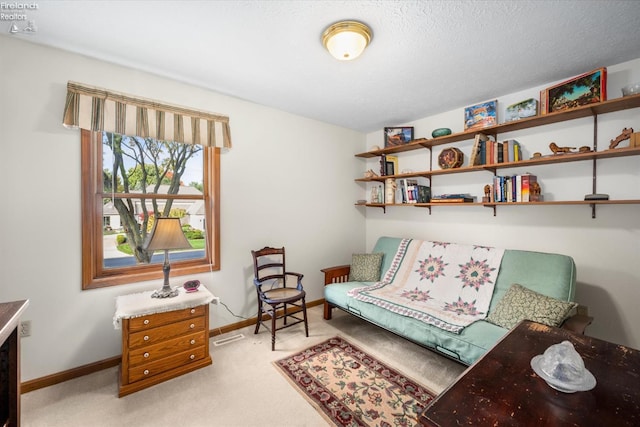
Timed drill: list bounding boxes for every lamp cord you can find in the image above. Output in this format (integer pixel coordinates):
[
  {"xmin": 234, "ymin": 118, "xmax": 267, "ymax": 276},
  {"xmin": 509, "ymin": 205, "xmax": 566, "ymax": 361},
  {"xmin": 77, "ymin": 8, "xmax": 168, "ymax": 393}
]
[
  {"xmin": 218, "ymin": 301, "xmax": 248, "ymax": 320},
  {"xmin": 203, "ymin": 228, "xmax": 248, "ymax": 337}
]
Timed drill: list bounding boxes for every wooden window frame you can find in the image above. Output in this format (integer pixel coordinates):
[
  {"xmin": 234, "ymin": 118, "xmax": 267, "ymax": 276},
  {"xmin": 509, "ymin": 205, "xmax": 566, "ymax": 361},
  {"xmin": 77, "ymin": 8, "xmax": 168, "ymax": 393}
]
[{"xmin": 81, "ymin": 129, "xmax": 220, "ymax": 289}]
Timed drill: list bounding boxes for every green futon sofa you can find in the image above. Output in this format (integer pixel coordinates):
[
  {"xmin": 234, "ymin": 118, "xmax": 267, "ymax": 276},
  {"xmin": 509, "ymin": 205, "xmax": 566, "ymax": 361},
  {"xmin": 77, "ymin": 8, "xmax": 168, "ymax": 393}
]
[{"xmin": 323, "ymin": 236, "xmax": 589, "ymax": 365}]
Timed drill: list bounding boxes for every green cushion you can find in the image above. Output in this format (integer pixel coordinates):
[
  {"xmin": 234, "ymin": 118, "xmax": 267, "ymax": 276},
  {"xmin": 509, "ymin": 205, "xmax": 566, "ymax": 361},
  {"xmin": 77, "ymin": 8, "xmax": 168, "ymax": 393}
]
[
  {"xmin": 372, "ymin": 237, "xmax": 403, "ymax": 275},
  {"xmin": 348, "ymin": 253, "xmax": 384, "ymax": 282},
  {"xmin": 486, "ymin": 284, "xmax": 578, "ymax": 329}
]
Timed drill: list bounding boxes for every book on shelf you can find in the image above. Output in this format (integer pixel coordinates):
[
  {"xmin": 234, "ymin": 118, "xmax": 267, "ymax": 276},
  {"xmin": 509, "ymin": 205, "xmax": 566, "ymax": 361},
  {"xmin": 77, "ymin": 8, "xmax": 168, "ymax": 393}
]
[
  {"xmin": 493, "ymin": 176, "xmax": 503, "ymax": 202},
  {"xmin": 490, "ymin": 173, "xmax": 537, "ymax": 202},
  {"xmin": 431, "ymin": 193, "xmax": 475, "ymax": 203},
  {"xmin": 505, "ymin": 176, "xmax": 513, "ymax": 202},
  {"xmin": 521, "ymin": 173, "xmax": 537, "ymax": 202},
  {"xmin": 469, "ymin": 133, "xmax": 490, "ymax": 166},
  {"xmin": 430, "ymin": 197, "xmax": 475, "ymax": 203},
  {"xmin": 485, "ymin": 139, "xmax": 496, "ymax": 165},
  {"xmin": 405, "ymin": 178, "xmax": 418, "ymax": 203},
  {"xmin": 540, "ymin": 89, "xmax": 548, "ymax": 116},
  {"xmin": 397, "ymin": 178, "xmax": 424, "ymax": 203},
  {"xmin": 502, "ymin": 139, "xmax": 522, "ymax": 163},
  {"xmin": 397, "ymin": 178, "xmax": 406, "ymax": 203},
  {"xmin": 472, "ymin": 139, "xmax": 524, "ymax": 166},
  {"xmin": 385, "ymin": 155, "xmax": 398, "ymax": 176},
  {"xmin": 513, "ymin": 140, "xmax": 522, "ymax": 161},
  {"xmin": 415, "ymin": 185, "xmax": 431, "ymax": 203}
]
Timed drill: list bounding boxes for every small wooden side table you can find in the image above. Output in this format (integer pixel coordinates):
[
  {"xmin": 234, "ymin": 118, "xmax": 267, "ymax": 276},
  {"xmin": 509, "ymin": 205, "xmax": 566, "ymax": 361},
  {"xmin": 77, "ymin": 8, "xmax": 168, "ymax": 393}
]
[
  {"xmin": 420, "ymin": 320, "xmax": 640, "ymax": 426},
  {"xmin": 114, "ymin": 287, "xmax": 215, "ymax": 397}
]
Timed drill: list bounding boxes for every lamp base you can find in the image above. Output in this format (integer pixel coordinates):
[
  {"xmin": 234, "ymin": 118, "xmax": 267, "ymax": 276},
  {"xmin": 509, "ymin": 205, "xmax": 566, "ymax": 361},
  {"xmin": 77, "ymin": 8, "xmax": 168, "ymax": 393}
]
[{"xmin": 151, "ymin": 287, "xmax": 180, "ymax": 299}]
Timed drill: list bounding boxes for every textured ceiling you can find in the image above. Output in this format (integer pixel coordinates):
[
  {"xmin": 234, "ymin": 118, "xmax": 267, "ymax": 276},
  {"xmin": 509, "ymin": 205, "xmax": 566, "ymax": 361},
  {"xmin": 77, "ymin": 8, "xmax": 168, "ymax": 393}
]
[{"xmin": 4, "ymin": 0, "xmax": 640, "ymax": 132}]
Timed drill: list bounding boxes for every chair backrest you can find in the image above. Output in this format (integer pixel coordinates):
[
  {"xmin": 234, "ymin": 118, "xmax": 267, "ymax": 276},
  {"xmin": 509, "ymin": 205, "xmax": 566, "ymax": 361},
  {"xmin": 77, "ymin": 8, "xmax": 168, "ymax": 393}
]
[{"xmin": 252, "ymin": 246, "xmax": 286, "ymax": 284}]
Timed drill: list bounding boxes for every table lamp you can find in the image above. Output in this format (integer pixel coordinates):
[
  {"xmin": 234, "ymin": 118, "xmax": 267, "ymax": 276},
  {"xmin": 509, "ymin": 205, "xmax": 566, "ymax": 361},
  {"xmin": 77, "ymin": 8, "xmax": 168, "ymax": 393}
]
[{"xmin": 143, "ymin": 217, "xmax": 192, "ymax": 298}]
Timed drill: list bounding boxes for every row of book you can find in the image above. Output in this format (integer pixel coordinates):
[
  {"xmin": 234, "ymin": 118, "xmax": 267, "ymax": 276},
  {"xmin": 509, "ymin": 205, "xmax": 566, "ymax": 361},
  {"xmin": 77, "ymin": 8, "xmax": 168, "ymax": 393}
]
[
  {"xmin": 490, "ymin": 173, "xmax": 538, "ymax": 203},
  {"xmin": 470, "ymin": 134, "xmax": 524, "ymax": 166},
  {"xmin": 397, "ymin": 178, "xmax": 431, "ymax": 203}
]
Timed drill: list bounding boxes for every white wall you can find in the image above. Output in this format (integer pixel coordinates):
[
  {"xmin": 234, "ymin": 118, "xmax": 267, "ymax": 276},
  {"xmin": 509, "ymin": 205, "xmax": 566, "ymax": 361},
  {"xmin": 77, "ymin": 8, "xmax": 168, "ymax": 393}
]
[
  {"xmin": 0, "ymin": 37, "xmax": 366, "ymax": 381},
  {"xmin": 2, "ymin": 34, "xmax": 638, "ymax": 382},
  {"xmin": 364, "ymin": 58, "xmax": 640, "ymax": 350}
]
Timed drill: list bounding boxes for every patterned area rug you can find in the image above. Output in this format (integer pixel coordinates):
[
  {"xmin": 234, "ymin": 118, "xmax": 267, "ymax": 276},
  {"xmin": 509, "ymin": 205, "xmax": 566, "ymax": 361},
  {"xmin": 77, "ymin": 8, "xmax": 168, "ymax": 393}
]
[{"xmin": 273, "ymin": 336, "xmax": 435, "ymax": 426}]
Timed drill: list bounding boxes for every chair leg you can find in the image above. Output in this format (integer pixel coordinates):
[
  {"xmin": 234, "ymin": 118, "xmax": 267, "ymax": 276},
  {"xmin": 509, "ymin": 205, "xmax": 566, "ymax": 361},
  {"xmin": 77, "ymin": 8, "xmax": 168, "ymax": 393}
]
[
  {"xmin": 302, "ymin": 298, "xmax": 309, "ymax": 337},
  {"xmin": 254, "ymin": 300, "xmax": 262, "ymax": 335},
  {"xmin": 283, "ymin": 303, "xmax": 287, "ymax": 325},
  {"xmin": 271, "ymin": 304, "xmax": 277, "ymax": 351}
]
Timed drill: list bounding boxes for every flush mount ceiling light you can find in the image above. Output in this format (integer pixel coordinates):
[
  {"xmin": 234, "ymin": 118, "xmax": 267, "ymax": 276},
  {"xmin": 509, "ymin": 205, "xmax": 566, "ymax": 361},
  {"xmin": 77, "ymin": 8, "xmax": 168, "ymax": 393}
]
[{"xmin": 322, "ymin": 20, "xmax": 372, "ymax": 61}]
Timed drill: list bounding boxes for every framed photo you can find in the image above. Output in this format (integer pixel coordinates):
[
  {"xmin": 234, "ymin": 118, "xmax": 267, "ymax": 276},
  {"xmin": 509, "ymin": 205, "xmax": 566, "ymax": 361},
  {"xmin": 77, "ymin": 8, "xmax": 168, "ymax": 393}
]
[
  {"xmin": 505, "ymin": 98, "xmax": 538, "ymax": 122},
  {"xmin": 464, "ymin": 100, "xmax": 497, "ymax": 131},
  {"xmin": 385, "ymin": 155, "xmax": 398, "ymax": 176},
  {"xmin": 384, "ymin": 127, "xmax": 414, "ymax": 147},
  {"xmin": 385, "ymin": 161, "xmax": 395, "ymax": 176},
  {"xmin": 543, "ymin": 68, "xmax": 606, "ymax": 114}
]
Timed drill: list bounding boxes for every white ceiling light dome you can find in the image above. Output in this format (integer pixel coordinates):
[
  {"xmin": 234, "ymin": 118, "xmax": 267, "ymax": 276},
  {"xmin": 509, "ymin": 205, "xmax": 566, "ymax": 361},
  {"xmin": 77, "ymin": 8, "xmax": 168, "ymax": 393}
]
[{"xmin": 322, "ymin": 20, "xmax": 372, "ymax": 61}]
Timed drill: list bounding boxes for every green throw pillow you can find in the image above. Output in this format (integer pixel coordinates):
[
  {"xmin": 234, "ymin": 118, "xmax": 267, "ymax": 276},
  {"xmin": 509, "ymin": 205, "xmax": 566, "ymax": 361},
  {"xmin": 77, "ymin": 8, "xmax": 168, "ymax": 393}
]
[
  {"xmin": 486, "ymin": 283, "xmax": 578, "ymax": 329},
  {"xmin": 349, "ymin": 253, "xmax": 384, "ymax": 282}
]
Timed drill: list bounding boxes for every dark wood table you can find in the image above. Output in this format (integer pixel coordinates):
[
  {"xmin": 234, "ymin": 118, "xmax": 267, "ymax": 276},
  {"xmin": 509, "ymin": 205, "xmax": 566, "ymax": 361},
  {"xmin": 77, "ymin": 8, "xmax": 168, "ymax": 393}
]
[
  {"xmin": 420, "ymin": 320, "xmax": 640, "ymax": 426},
  {"xmin": 0, "ymin": 300, "xmax": 29, "ymax": 427}
]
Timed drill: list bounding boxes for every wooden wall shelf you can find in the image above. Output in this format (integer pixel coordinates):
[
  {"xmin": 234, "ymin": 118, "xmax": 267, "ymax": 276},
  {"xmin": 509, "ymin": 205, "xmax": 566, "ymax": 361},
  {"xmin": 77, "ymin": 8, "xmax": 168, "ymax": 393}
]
[
  {"xmin": 355, "ymin": 93, "xmax": 640, "ymax": 217},
  {"xmin": 356, "ymin": 93, "xmax": 640, "ymax": 158}
]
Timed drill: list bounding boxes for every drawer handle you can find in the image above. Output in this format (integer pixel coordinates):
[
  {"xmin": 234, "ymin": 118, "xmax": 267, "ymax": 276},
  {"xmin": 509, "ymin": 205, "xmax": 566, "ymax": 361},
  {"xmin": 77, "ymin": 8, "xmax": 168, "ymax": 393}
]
[
  {"xmin": 143, "ymin": 319, "xmax": 150, "ymax": 325},
  {"xmin": 190, "ymin": 308, "xmax": 196, "ymax": 314},
  {"xmin": 144, "ymin": 352, "xmax": 149, "ymax": 358},
  {"xmin": 143, "ymin": 369, "xmax": 149, "ymax": 375},
  {"xmin": 143, "ymin": 335, "xmax": 149, "ymax": 341},
  {"xmin": 190, "ymin": 354, "xmax": 195, "ymax": 360},
  {"xmin": 190, "ymin": 339, "xmax": 196, "ymax": 345},
  {"xmin": 190, "ymin": 323, "xmax": 195, "ymax": 329}
]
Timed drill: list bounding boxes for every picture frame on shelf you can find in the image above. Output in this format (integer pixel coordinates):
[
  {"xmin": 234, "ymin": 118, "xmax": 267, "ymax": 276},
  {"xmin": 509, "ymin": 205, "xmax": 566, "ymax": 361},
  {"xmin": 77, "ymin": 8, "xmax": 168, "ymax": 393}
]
[
  {"xmin": 384, "ymin": 127, "xmax": 414, "ymax": 147},
  {"xmin": 385, "ymin": 161, "xmax": 395, "ymax": 176},
  {"xmin": 464, "ymin": 100, "xmax": 497, "ymax": 131},
  {"xmin": 505, "ymin": 98, "xmax": 538, "ymax": 122},
  {"xmin": 543, "ymin": 67, "xmax": 606, "ymax": 114},
  {"xmin": 385, "ymin": 154, "xmax": 398, "ymax": 176}
]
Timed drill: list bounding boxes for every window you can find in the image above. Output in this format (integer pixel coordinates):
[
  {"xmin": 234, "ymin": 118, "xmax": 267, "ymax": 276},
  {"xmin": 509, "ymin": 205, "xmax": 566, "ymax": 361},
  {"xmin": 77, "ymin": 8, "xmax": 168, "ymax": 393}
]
[{"xmin": 81, "ymin": 129, "xmax": 220, "ymax": 289}]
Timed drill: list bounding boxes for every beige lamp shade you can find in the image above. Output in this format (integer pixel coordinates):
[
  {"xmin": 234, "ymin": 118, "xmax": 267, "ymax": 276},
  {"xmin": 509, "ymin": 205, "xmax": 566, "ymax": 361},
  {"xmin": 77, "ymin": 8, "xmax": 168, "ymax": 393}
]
[
  {"xmin": 145, "ymin": 217, "xmax": 191, "ymax": 251},
  {"xmin": 322, "ymin": 21, "xmax": 372, "ymax": 61}
]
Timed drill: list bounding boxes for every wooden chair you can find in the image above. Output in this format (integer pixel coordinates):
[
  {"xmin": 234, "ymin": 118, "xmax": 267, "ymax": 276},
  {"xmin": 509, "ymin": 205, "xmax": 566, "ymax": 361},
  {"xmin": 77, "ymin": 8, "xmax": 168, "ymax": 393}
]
[{"xmin": 251, "ymin": 247, "xmax": 309, "ymax": 350}]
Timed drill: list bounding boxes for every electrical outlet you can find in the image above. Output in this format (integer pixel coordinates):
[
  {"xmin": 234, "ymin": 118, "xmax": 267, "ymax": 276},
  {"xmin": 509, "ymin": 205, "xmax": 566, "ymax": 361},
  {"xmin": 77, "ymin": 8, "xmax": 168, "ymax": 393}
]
[{"xmin": 20, "ymin": 320, "xmax": 31, "ymax": 337}]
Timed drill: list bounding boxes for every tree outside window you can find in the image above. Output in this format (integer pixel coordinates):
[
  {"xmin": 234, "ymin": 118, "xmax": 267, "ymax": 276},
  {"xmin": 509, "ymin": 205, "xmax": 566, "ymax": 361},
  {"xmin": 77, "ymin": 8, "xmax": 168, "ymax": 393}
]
[{"xmin": 81, "ymin": 130, "xmax": 220, "ymax": 289}]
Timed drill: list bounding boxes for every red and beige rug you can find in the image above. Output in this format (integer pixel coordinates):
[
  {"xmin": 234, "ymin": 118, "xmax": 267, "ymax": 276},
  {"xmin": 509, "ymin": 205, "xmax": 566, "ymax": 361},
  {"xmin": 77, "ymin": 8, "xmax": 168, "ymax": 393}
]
[{"xmin": 273, "ymin": 336, "xmax": 435, "ymax": 427}]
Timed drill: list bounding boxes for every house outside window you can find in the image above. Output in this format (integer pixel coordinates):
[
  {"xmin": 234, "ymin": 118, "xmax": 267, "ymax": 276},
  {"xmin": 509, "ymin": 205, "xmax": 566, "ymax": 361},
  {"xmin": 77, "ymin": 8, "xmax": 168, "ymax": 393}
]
[{"xmin": 81, "ymin": 129, "xmax": 220, "ymax": 289}]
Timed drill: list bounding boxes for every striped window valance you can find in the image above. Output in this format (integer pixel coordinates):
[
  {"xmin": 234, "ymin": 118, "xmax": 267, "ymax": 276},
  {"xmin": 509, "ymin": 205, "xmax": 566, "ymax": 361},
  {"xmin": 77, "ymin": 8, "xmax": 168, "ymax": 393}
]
[{"xmin": 62, "ymin": 81, "xmax": 232, "ymax": 148}]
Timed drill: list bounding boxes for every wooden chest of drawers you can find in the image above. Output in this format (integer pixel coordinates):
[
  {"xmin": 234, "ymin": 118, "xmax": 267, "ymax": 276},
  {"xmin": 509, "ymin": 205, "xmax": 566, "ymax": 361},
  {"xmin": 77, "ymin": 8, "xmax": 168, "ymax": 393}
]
[{"xmin": 118, "ymin": 303, "xmax": 212, "ymax": 397}]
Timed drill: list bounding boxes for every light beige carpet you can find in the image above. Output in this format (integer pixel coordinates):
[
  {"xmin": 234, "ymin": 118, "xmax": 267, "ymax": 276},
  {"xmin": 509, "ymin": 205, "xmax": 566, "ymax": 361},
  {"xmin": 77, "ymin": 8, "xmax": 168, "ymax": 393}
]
[{"xmin": 21, "ymin": 305, "xmax": 465, "ymax": 426}]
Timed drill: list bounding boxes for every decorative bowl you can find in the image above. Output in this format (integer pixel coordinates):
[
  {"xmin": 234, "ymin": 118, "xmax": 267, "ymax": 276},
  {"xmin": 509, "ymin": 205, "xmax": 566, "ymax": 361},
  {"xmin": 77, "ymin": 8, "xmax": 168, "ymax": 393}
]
[
  {"xmin": 183, "ymin": 279, "xmax": 201, "ymax": 292},
  {"xmin": 432, "ymin": 128, "xmax": 452, "ymax": 138},
  {"xmin": 438, "ymin": 147, "xmax": 464, "ymax": 169},
  {"xmin": 621, "ymin": 82, "xmax": 640, "ymax": 97}
]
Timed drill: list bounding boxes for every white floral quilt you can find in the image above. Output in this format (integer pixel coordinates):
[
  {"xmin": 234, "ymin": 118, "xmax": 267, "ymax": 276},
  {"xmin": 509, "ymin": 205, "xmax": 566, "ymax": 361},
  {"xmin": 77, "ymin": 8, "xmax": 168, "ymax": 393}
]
[{"xmin": 348, "ymin": 239, "xmax": 505, "ymax": 333}]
